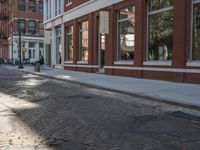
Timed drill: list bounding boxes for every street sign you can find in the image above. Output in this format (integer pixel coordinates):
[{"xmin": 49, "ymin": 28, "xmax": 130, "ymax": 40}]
[{"xmin": 100, "ymin": 11, "xmax": 109, "ymax": 34}]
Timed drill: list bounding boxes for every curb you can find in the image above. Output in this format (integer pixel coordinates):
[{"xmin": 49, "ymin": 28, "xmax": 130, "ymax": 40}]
[{"xmin": 4, "ymin": 66, "xmax": 200, "ymax": 111}]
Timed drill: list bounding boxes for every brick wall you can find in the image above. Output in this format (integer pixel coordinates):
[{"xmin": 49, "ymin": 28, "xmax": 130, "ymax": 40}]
[
  {"xmin": 11, "ymin": 0, "xmax": 44, "ymax": 37},
  {"xmin": 0, "ymin": 1, "xmax": 9, "ymax": 59}
]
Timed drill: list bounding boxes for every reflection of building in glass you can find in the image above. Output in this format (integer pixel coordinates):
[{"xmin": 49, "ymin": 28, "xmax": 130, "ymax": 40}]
[
  {"xmin": 79, "ymin": 21, "xmax": 89, "ymax": 61},
  {"xmin": 193, "ymin": 1, "xmax": 200, "ymax": 61},
  {"xmin": 148, "ymin": 0, "xmax": 173, "ymax": 61},
  {"xmin": 118, "ymin": 6, "xmax": 135, "ymax": 61},
  {"xmin": 56, "ymin": 28, "xmax": 62, "ymax": 64},
  {"xmin": 66, "ymin": 25, "xmax": 73, "ymax": 61}
]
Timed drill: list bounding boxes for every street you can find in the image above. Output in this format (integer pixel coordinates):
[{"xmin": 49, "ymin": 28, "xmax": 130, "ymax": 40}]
[{"xmin": 0, "ymin": 67, "xmax": 200, "ymax": 150}]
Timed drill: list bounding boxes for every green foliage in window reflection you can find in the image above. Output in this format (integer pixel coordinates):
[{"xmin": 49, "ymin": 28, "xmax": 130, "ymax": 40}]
[
  {"xmin": 193, "ymin": 3, "xmax": 200, "ymax": 61},
  {"xmin": 149, "ymin": 0, "xmax": 173, "ymax": 11},
  {"xmin": 148, "ymin": 10, "xmax": 173, "ymax": 61}
]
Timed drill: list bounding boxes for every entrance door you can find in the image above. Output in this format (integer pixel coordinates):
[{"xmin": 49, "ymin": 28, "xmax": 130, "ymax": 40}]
[
  {"xmin": 29, "ymin": 48, "xmax": 36, "ymax": 62},
  {"xmin": 56, "ymin": 37, "xmax": 61, "ymax": 64},
  {"xmin": 98, "ymin": 15, "xmax": 105, "ymax": 72}
]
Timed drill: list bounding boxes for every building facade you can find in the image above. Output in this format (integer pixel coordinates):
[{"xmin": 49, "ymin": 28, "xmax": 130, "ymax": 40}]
[
  {"xmin": 44, "ymin": 0, "xmax": 200, "ymax": 84},
  {"xmin": 8, "ymin": 0, "xmax": 44, "ymax": 64},
  {"xmin": 0, "ymin": 0, "xmax": 9, "ymax": 61}
]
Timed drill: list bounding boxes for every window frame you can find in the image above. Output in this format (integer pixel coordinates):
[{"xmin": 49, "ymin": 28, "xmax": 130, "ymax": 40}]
[
  {"xmin": 146, "ymin": 0, "xmax": 174, "ymax": 62},
  {"xmin": 117, "ymin": 5, "xmax": 135, "ymax": 62}
]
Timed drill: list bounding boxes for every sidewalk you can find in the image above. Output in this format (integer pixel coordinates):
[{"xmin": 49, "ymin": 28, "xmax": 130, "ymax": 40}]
[{"xmin": 3, "ymin": 65, "xmax": 200, "ymax": 110}]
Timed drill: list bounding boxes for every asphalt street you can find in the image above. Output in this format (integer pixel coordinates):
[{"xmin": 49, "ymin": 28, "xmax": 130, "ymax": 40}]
[{"xmin": 0, "ymin": 67, "xmax": 200, "ymax": 150}]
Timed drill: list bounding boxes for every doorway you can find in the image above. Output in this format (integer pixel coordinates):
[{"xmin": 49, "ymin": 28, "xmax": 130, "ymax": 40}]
[
  {"xmin": 98, "ymin": 15, "xmax": 106, "ymax": 73},
  {"xmin": 98, "ymin": 33, "xmax": 105, "ymax": 72}
]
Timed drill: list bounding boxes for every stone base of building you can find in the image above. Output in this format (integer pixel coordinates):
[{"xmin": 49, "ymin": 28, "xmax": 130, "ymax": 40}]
[{"xmin": 63, "ymin": 65, "xmax": 200, "ymax": 84}]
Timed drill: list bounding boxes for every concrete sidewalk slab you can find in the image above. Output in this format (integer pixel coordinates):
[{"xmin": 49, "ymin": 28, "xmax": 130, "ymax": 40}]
[{"xmin": 2, "ymin": 65, "xmax": 200, "ymax": 110}]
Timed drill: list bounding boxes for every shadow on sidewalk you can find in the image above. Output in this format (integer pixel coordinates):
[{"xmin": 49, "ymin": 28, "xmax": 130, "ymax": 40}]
[{"xmin": 1, "ymin": 67, "xmax": 200, "ymax": 150}]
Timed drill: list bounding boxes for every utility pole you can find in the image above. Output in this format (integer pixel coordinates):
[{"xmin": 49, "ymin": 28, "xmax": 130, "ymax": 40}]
[{"xmin": 18, "ymin": 21, "xmax": 23, "ymax": 69}]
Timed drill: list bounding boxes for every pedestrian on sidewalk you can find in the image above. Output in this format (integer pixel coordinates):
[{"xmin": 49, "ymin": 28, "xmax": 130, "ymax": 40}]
[{"xmin": 39, "ymin": 55, "xmax": 44, "ymax": 68}]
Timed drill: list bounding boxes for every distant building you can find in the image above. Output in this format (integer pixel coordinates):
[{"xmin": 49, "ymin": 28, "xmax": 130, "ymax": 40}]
[
  {"xmin": 8, "ymin": 0, "xmax": 44, "ymax": 64},
  {"xmin": 44, "ymin": 0, "xmax": 200, "ymax": 84},
  {"xmin": 0, "ymin": 0, "xmax": 9, "ymax": 61}
]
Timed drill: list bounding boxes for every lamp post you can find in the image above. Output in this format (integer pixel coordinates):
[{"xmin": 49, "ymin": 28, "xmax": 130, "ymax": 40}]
[
  {"xmin": 18, "ymin": 21, "xmax": 23, "ymax": 69},
  {"xmin": 11, "ymin": 25, "xmax": 14, "ymax": 65}
]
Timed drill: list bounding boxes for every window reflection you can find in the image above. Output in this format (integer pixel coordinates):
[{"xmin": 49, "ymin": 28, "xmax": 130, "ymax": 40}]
[
  {"xmin": 66, "ymin": 25, "xmax": 73, "ymax": 61},
  {"xmin": 18, "ymin": 0, "xmax": 26, "ymax": 11},
  {"xmin": 29, "ymin": 0, "xmax": 36, "ymax": 12},
  {"xmin": 29, "ymin": 21, "xmax": 36, "ymax": 35},
  {"xmin": 19, "ymin": 19, "xmax": 25, "ymax": 34},
  {"xmin": 79, "ymin": 21, "xmax": 89, "ymax": 61},
  {"xmin": 118, "ymin": 6, "xmax": 135, "ymax": 61},
  {"xmin": 148, "ymin": 0, "xmax": 174, "ymax": 61},
  {"xmin": 192, "ymin": 1, "xmax": 200, "ymax": 61},
  {"xmin": 149, "ymin": 0, "xmax": 173, "ymax": 12}
]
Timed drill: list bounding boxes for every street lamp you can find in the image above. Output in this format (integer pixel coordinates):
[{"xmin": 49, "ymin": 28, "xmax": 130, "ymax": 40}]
[
  {"xmin": 18, "ymin": 20, "xmax": 23, "ymax": 69},
  {"xmin": 11, "ymin": 25, "xmax": 14, "ymax": 65}
]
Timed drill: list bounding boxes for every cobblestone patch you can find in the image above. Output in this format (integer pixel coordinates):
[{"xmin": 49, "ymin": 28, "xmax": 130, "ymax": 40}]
[{"xmin": 0, "ymin": 67, "xmax": 200, "ymax": 150}]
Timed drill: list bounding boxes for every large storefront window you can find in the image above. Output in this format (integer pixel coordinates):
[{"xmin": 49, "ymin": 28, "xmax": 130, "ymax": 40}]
[
  {"xmin": 192, "ymin": 0, "xmax": 200, "ymax": 61},
  {"xmin": 118, "ymin": 6, "xmax": 135, "ymax": 61},
  {"xmin": 148, "ymin": 0, "xmax": 174, "ymax": 61},
  {"xmin": 79, "ymin": 21, "xmax": 88, "ymax": 61},
  {"xmin": 66, "ymin": 25, "xmax": 73, "ymax": 61}
]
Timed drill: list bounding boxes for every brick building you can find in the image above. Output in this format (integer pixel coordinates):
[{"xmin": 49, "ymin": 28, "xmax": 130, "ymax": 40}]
[
  {"xmin": 8, "ymin": 0, "xmax": 44, "ymax": 64},
  {"xmin": 0, "ymin": 0, "xmax": 9, "ymax": 61},
  {"xmin": 44, "ymin": 0, "xmax": 200, "ymax": 84}
]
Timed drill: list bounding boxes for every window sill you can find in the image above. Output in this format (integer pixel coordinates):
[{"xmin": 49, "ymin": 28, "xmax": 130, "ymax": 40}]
[
  {"xmin": 77, "ymin": 61, "xmax": 88, "ymax": 64},
  {"xmin": 187, "ymin": 61, "xmax": 200, "ymax": 67},
  {"xmin": 64, "ymin": 61, "xmax": 73, "ymax": 64},
  {"xmin": 114, "ymin": 61, "xmax": 134, "ymax": 65},
  {"xmin": 143, "ymin": 61, "xmax": 172, "ymax": 66}
]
